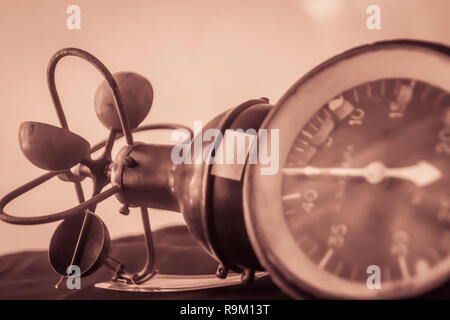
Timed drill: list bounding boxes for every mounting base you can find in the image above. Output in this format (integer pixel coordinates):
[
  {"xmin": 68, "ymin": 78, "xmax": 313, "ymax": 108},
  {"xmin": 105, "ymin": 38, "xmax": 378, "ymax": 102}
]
[{"xmin": 94, "ymin": 272, "xmax": 268, "ymax": 293}]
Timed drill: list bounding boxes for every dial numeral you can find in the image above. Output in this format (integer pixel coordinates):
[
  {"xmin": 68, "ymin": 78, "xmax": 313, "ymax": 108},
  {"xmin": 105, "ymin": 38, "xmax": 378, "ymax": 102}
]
[
  {"xmin": 327, "ymin": 224, "xmax": 348, "ymax": 249},
  {"xmin": 302, "ymin": 190, "xmax": 318, "ymax": 213}
]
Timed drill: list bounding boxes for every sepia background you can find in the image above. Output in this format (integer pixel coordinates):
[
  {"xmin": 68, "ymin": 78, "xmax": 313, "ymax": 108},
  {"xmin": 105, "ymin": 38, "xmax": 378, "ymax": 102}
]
[{"xmin": 0, "ymin": 0, "xmax": 449, "ymax": 255}]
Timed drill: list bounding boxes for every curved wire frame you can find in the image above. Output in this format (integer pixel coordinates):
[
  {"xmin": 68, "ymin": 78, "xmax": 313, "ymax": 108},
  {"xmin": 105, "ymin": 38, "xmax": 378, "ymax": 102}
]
[
  {"xmin": 47, "ymin": 47, "xmax": 134, "ymax": 145},
  {"xmin": 0, "ymin": 48, "xmax": 132, "ymax": 224},
  {"xmin": 47, "ymin": 47, "xmax": 135, "ymax": 209},
  {"xmin": 0, "ymin": 123, "xmax": 193, "ymax": 225},
  {"xmin": 0, "ymin": 47, "xmax": 195, "ymax": 225}
]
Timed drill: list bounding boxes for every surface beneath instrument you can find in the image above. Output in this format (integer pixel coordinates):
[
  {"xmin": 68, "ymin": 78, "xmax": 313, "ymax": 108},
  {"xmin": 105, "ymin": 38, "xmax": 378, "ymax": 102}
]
[{"xmin": 0, "ymin": 225, "xmax": 287, "ymax": 299}]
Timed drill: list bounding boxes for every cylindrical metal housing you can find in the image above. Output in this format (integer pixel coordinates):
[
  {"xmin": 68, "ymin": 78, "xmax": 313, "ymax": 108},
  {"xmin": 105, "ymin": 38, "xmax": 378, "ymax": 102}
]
[{"xmin": 112, "ymin": 99, "xmax": 272, "ymax": 273}]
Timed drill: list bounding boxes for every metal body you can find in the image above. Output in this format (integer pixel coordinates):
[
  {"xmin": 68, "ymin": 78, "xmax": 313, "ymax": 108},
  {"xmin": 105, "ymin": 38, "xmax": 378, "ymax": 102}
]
[{"xmin": 112, "ymin": 99, "xmax": 272, "ymax": 273}]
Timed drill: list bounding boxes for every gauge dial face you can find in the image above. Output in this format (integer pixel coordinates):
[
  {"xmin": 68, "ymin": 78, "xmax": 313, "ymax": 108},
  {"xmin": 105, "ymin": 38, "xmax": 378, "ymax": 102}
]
[
  {"xmin": 244, "ymin": 41, "xmax": 450, "ymax": 299},
  {"xmin": 282, "ymin": 79, "xmax": 450, "ymax": 288}
]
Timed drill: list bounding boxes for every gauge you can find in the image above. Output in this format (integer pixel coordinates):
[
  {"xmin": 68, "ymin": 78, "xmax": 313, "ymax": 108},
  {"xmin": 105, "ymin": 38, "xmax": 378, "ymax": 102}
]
[{"xmin": 244, "ymin": 40, "xmax": 450, "ymax": 299}]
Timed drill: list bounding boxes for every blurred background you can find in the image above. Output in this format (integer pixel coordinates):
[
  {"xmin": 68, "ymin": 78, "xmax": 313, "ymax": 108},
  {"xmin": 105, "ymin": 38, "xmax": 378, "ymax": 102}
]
[{"xmin": 0, "ymin": 0, "xmax": 449, "ymax": 255}]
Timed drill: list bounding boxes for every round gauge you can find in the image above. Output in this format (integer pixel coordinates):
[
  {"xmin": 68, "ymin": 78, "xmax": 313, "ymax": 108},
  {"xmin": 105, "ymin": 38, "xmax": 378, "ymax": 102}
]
[{"xmin": 244, "ymin": 40, "xmax": 450, "ymax": 299}]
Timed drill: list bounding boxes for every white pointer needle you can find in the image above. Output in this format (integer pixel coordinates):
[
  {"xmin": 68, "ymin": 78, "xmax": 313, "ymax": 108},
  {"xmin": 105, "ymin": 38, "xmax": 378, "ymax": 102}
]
[{"xmin": 283, "ymin": 161, "xmax": 442, "ymax": 187}]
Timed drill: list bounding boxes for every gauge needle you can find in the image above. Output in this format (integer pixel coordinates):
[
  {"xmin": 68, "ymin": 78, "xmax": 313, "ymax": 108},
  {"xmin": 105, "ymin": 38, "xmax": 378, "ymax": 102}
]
[{"xmin": 283, "ymin": 161, "xmax": 442, "ymax": 187}]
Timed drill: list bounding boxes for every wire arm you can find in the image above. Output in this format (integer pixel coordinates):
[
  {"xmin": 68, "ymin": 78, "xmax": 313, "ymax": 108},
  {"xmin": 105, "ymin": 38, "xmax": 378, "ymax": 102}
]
[
  {"xmin": 0, "ymin": 174, "xmax": 119, "ymax": 225},
  {"xmin": 47, "ymin": 47, "xmax": 134, "ymax": 145}
]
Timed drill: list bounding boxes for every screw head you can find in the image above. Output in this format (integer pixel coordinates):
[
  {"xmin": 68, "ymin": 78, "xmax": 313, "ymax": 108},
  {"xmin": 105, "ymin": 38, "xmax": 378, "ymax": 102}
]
[{"xmin": 123, "ymin": 156, "xmax": 137, "ymax": 168}]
